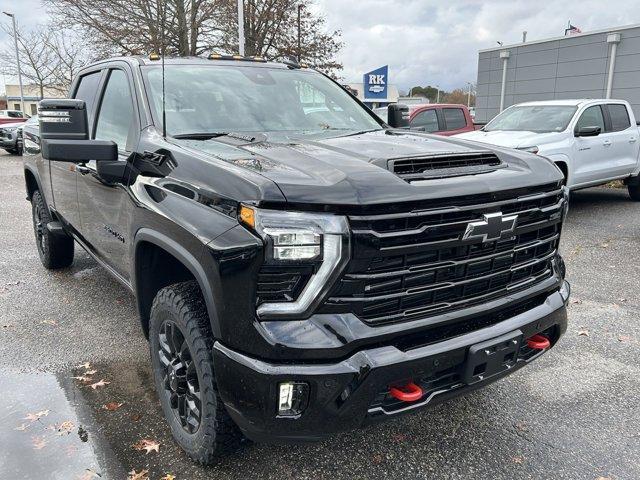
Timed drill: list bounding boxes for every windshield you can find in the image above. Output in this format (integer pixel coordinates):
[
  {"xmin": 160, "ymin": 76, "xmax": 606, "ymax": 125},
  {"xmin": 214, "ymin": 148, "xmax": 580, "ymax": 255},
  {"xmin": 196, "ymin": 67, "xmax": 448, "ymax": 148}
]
[
  {"xmin": 142, "ymin": 65, "xmax": 382, "ymax": 137},
  {"xmin": 484, "ymin": 105, "xmax": 577, "ymax": 133}
]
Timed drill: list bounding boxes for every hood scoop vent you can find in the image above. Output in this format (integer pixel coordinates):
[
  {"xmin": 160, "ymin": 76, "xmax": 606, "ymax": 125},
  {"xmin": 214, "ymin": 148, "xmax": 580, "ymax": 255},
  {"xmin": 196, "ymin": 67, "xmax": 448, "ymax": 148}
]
[{"xmin": 389, "ymin": 151, "xmax": 505, "ymax": 182}]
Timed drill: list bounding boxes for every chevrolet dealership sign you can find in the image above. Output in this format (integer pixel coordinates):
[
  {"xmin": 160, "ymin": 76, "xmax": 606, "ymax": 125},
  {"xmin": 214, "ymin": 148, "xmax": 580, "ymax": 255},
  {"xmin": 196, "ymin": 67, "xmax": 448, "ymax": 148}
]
[{"xmin": 364, "ymin": 65, "xmax": 388, "ymax": 100}]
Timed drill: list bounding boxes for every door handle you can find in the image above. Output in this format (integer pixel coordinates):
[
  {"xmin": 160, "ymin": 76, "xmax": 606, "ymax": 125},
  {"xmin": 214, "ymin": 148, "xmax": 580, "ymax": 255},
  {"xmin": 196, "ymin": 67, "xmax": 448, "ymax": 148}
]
[
  {"xmin": 76, "ymin": 164, "xmax": 91, "ymax": 175},
  {"xmin": 603, "ymin": 140, "xmax": 612, "ymax": 146}
]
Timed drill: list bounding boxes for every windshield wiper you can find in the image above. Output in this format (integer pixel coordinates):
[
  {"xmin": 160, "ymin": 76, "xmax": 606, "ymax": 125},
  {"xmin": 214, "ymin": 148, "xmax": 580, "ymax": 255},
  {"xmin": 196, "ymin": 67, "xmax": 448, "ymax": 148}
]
[{"xmin": 172, "ymin": 132, "xmax": 230, "ymax": 140}]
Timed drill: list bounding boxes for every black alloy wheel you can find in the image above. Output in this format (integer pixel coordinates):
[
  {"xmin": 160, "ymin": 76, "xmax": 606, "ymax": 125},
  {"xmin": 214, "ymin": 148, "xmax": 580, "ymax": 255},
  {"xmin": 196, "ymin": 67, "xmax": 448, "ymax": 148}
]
[{"xmin": 158, "ymin": 320, "xmax": 202, "ymax": 434}]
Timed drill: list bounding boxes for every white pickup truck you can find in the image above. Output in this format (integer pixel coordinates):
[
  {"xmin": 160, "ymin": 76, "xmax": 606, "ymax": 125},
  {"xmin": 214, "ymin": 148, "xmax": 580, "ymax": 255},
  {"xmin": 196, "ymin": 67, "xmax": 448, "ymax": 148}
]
[{"xmin": 456, "ymin": 99, "xmax": 640, "ymax": 199}]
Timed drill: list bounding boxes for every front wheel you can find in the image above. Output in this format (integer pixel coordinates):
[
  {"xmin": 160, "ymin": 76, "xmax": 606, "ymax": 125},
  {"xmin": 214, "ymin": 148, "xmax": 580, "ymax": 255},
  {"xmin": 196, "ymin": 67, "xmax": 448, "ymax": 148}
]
[
  {"xmin": 31, "ymin": 191, "xmax": 74, "ymax": 269},
  {"xmin": 628, "ymin": 182, "xmax": 640, "ymax": 201},
  {"xmin": 149, "ymin": 281, "xmax": 244, "ymax": 464}
]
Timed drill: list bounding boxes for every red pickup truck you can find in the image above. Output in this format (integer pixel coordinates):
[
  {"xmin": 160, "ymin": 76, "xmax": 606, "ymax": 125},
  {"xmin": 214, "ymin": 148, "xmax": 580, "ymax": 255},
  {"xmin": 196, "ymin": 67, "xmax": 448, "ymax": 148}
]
[
  {"xmin": 375, "ymin": 103, "xmax": 476, "ymax": 136},
  {"xmin": 0, "ymin": 110, "xmax": 28, "ymax": 126}
]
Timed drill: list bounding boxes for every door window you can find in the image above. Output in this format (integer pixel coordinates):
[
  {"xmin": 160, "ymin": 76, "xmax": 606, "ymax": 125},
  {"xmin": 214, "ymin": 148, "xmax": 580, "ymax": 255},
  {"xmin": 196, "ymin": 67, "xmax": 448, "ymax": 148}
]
[
  {"xmin": 410, "ymin": 109, "xmax": 439, "ymax": 132},
  {"xmin": 95, "ymin": 70, "xmax": 135, "ymax": 150},
  {"xmin": 73, "ymin": 71, "xmax": 102, "ymax": 121},
  {"xmin": 443, "ymin": 108, "xmax": 467, "ymax": 130},
  {"xmin": 607, "ymin": 104, "xmax": 631, "ymax": 132},
  {"xmin": 575, "ymin": 106, "xmax": 605, "ymax": 132}
]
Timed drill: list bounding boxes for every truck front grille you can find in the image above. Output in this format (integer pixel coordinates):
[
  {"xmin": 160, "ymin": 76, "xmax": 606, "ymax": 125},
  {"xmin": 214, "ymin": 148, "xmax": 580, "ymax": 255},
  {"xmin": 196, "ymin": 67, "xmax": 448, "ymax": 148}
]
[{"xmin": 323, "ymin": 184, "xmax": 565, "ymax": 325}]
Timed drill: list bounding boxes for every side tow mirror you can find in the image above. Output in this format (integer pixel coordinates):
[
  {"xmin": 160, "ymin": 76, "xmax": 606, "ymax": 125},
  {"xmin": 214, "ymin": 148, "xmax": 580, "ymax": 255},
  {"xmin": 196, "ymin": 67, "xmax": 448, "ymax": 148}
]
[
  {"xmin": 387, "ymin": 104, "xmax": 410, "ymax": 128},
  {"xmin": 574, "ymin": 125, "xmax": 601, "ymax": 137},
  {"xmin": 39, "ymin": 99, "xmax": 117, "ymax": 163}
]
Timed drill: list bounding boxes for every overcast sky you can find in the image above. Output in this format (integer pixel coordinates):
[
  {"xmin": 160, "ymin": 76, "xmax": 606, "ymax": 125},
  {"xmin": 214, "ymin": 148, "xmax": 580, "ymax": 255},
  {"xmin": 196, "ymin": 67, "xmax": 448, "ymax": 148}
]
[{"xmin": 2, "ymin": 0, "xmax": 640, "ymax": 94}]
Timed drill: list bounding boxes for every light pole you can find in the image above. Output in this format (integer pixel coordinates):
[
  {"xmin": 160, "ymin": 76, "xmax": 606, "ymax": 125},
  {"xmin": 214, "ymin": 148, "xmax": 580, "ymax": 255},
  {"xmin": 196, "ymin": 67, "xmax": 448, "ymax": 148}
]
[
  {"xmin": 436, "ymin": 85, "xmax": 440, "ymax": 103},
  {"xmin": 237, "ymin": 0, "xmax": 245, "ymax": 56},
  {"xmin": 3, "ymin": 11, "xmax": 25, "ymax": 115},
  {"xmin": 466, "ymin": 81, "xmax": 473, "ymax": 107}
]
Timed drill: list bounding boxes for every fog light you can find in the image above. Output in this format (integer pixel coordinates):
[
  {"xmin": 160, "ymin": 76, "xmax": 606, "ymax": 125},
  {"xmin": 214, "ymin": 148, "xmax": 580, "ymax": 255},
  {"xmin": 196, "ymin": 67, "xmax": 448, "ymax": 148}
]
[{"xmin": 277, "ymin": 381, "xmax": 309, "ymax": 417}]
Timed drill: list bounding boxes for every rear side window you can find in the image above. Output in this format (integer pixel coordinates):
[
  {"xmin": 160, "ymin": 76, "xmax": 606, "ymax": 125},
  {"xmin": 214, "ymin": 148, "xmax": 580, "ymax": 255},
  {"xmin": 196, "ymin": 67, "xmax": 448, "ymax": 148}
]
[
  {"xmin": 575, "ymin": 105, "xmax": 605, "ymax": 132},
  {"xmin": 73, "ymin": 71, "xmax": 102, "ymax": 120},
  {"xmin": 95, "ymin": 70, "xmax": 135, "ymax": 150},
  {"xmin": 443, "ymin": 108, "xmax": 467, "ymax": 130},
  {"xmin": 411, "ymin": 109, "xmax": 439, "ymax": 132},
  {"xmin": 607, "ymin": 104, "xmax": 631, "ymax": 132}
]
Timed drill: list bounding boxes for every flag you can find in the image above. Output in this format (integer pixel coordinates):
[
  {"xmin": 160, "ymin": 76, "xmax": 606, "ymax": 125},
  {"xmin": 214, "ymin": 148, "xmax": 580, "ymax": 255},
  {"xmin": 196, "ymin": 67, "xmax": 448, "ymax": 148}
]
[{"xmin": 565, "ymin": 24, "xmax": 582, "ymax": 35}]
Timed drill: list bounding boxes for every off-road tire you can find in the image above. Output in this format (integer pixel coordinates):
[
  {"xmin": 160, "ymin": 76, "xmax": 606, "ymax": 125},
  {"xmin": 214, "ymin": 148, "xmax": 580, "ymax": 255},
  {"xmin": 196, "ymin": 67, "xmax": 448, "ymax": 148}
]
[
  {"xmin": 31, "ymin": 190, "xmax": 74, "ymax": 269},
  {"xmin": 149, "ymin": 281, "xmax": 244, "ymax": 464},
  {"xmin": 628, "ymin": 182, "xmax": 640, "ymax": 201}
]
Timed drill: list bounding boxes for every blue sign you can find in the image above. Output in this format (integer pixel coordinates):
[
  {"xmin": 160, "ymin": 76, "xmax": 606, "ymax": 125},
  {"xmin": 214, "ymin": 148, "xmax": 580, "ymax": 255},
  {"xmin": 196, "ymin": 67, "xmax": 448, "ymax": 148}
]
[{"xmin": 364, "ymin": 65, "xmax": 388, "ymax": 100}]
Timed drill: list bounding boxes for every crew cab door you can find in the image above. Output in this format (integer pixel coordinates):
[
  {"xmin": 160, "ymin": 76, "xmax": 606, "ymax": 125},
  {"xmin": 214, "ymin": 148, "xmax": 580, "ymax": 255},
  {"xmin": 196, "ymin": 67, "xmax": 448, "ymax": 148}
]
[
  {"xmin": 49, "ymin": 70, "xmax": 103, "ymax": 228},
  {"xmin": 409, "ymin": 108, "xmax": 440, "ymax": 133},
  {"xmin": 76, "ymin": 67, "xmax": 139, "ymax": 281},
  {"xmin": 602, "ymin": 103, "xmax": 639, "ymax": 177},
  {"xmin": 572, "ymin": 104, "xmax": 610, "ymax": 185}
]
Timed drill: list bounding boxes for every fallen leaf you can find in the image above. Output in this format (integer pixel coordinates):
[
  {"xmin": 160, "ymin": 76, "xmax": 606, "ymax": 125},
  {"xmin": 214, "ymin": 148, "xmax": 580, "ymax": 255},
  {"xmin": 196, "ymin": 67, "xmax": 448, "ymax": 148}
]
[
  {"xmin": 89, "ymin": 379, "xmax": 110, "ymax": 390},
  {"xmin": 513, "ymin": 456, "xmax": 524, "ymax": 464},
  {"xmin": 577, "ymin": 329, "xmax": 590, "ymax": 337},
  {"xmin": 514, "ymin": 422, "xmax": 527, "ymax": 432},
  {"xmin": 72, "ymin": 375, "xmax": 93, "ymax": 383},
  {"xmin": 76, "ymin": 362, "xmax": 91, "ymax": 370},
  {"xmin": 571, "ymin": 298, "xmax": 583, "ymax": 305},
  {"xmin": 128, "ymin": 469, "xmax": 149, "ymax": 480},
  {"xmin": 32, "ymin": 436, "xmax": 47, "ymax": 450},
  {"xmin": 131, "ymin": 413, "xmax": 142, "ymax": 422},
  {"xmin": 618, "ymin": 335, "xmax": 631, "ymax": 343},
  {"xmin": 57, "ymin": 421, "xmax": 75, "ymax": 435},
  {"xmin": 24, "ymin": 410, "xmax": 50, "ymax": 422},
  {"xmin": 595, "ymin": 477, "xmax": 613, "ymax": 480},
  {"xmin": 77, "ymin": 469, "xmax": 100, "ymax": 480},
  {"xmin": 160, "ymin": 475, "xmax": 176, "ymax": 480},
  {"xmin": 14, "ymin": 423, "xmax": 30, "ymax": 431},
  {"xmin": 41, "ymin": 319, "xmax": 58, "ymax": 326},
  {"xmin": 84, "ymin": 369, "xmax": 98, "ymax": 376},
  {"xmin": 392, "ymin": 433, "xmax": 407, "ymax": 442},
  {"xmin": 133, "ymin": 438, "xmax": 160, "ymax": 454},
  {"xmin": 372, "ymin": 453, "xmax": 383, "ymax": 465},
  {"xmin": 103, "ymin": 402, "xmax": 124, "ymax": 411},
  {"xmin": 2, "ymin": 323, "xmax": 14, "ymax": 328}
]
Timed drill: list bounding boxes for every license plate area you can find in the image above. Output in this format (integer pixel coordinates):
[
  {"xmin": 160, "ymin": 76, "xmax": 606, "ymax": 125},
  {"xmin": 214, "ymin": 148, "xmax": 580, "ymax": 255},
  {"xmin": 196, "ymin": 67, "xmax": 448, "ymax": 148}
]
[{"xmin": 463, "ymin": 330, "xmax": 522, "ymax": 384}]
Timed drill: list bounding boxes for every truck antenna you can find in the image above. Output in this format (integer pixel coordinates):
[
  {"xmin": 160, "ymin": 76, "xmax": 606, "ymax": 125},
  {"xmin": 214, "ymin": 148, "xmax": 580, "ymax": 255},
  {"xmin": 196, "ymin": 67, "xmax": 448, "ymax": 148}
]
[{"xmin": 160, "ymin": 1, "xmax": 167, "ymax": 139}]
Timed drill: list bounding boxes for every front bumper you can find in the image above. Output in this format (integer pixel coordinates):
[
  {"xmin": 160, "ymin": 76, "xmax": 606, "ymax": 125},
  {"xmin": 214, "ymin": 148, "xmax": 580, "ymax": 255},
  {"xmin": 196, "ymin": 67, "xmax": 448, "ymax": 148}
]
[{"xmin": 213, "ymin": 281, "xmax": 569, "ymax": 443}]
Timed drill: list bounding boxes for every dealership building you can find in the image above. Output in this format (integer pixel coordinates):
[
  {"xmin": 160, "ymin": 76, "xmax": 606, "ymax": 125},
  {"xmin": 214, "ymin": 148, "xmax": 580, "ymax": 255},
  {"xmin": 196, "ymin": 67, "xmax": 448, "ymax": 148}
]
[{"xmin": 475, "ymin": 24, "xmax": 640, "ymax": 123}]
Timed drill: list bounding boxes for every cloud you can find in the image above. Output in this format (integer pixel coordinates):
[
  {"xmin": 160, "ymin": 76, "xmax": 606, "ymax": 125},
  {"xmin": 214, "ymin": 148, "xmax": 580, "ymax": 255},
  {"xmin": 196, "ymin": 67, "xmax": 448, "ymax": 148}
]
[
  {"xmin": 316, "ymin": 0, "xmax": 640, "ymax": 91},
  {"xmin": 3, "ymin": 0, "xmax": 640, "ymax": 95}
]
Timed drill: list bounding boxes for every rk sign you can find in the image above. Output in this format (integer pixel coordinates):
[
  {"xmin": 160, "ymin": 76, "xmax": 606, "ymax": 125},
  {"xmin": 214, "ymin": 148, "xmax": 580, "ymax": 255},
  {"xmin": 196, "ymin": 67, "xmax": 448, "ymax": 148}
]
[{"xmin": 364, "ymin": 65, "xmax": 388, "ymax": 100}]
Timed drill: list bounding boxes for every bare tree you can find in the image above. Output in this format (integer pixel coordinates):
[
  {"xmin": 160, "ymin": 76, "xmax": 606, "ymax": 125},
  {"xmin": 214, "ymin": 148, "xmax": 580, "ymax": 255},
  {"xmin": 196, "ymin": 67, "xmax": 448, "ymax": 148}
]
[
  {"xmin": 45, "ymin": 29, "xmax": 93, "ymax": 95},
  {"xmin": 45, "ymin": 0, "xmax": 343, "ymax": 76},
  {"xmin": 44, "ymin": 0, "xmax": 225, "ymax": 57},
  {"xmin": 0, "ymin": 24, "xmax": 57, "ymax": 98},
  {"xmin": 217, "ymin": 0, "xmax": 343, "ymax": 76}
]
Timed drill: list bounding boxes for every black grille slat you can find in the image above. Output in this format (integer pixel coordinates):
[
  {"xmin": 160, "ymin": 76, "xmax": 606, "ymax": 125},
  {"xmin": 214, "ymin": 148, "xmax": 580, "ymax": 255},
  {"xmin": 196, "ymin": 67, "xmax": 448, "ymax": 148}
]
[{"xmin": 324, "ymin": 186, "xmax": 565, "ymax": 325}]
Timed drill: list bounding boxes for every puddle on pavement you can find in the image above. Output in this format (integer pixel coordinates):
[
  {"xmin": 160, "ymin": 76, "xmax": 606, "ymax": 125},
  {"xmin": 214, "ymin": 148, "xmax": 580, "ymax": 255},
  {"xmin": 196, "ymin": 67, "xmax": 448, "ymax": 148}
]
[{"xmin": 0, "ymin": 362, "xmax": 195, "ymax": 479}]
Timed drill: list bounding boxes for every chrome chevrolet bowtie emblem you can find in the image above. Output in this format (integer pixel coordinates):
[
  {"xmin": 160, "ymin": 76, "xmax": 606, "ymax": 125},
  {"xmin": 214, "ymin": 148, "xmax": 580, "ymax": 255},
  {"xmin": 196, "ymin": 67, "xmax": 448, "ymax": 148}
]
[{"xmin": 462, "ymin": 212, "xmax": 518, "ymax": 242}]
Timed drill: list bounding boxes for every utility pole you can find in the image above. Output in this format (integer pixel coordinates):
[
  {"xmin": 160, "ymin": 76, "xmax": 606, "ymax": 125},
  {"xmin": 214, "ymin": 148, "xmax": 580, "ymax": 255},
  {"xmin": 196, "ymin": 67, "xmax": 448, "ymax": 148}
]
[
  {"xmin": 522, "ymin": 31, "xmax": 527, "ymax": 43},
  {"xmin": 436, "ymin": 85, "xmax": 440, "ymax": 103},
  {"xmin": 2, "ymin": 11, "xmax": 25, "ymax": 115},
  {"xmin": 466, "ymin": 81, "xmax": 473, "ymax": 107},
  {"xmin": 237, "ymin": 0, "xmax": 245, "ymax": 56},
  {"xmin": 297, "ymin": 4, "xmax": 303, "ymax": 62}
]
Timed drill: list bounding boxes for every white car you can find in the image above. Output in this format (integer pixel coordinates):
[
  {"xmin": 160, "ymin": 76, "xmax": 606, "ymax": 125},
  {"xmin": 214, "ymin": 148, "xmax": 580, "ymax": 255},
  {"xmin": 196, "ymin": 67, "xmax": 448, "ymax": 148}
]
[{"xmin": 456, "ymin": 100, "xmax": 640, "ymax": 199}]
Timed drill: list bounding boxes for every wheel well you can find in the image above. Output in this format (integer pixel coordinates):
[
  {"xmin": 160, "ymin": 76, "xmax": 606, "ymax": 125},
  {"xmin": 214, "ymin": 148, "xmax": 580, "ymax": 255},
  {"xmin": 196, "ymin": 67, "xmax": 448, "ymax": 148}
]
[
  {"xmin": 135, "ymin": 241, "xmax": 198, "ymax": 337},
  {"xmin": 25, "ymin": 169, "xmax": 38, "ymax": 200},
  {"xmin": 555, "ymin": 161, "xmax": 568, "ymax": 184}
]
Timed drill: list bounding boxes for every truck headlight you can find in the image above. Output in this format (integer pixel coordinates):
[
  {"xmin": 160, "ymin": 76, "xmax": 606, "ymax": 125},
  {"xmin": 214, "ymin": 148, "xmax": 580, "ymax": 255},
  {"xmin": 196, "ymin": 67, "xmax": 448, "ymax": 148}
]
[{"xmin": 239, "ymin": 205, "xmax": 350, "ymax": 319}]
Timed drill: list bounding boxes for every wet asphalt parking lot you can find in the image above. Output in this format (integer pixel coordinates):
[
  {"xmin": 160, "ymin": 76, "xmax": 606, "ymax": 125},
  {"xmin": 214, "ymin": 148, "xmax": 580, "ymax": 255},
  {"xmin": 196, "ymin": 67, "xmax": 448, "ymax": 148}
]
[{"xmin": 1, "ymin": 150, "xmax": 639, "ymax": 480}]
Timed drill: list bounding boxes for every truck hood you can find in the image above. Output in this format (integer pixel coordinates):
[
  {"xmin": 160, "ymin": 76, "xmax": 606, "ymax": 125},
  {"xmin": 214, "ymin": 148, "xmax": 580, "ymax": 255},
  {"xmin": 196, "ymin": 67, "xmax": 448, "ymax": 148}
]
[
  {"xmin": 455, "ymin": 129, "xmax": 565, "ymax": 149},
  {"xmin": 176, "ymin": 129, "xmax": 562, "ymax": 207}
]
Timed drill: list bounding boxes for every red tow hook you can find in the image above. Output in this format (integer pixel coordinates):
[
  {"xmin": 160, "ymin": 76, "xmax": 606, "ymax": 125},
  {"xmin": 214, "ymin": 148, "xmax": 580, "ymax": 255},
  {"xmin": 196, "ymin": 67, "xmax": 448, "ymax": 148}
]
[
  {"xmin": 389, "ymin": 382, "xmax": 423, "ymax": 402},
  {"xmin": 527, "ymin": 334, "xmax": 551, "ymax": 350}
]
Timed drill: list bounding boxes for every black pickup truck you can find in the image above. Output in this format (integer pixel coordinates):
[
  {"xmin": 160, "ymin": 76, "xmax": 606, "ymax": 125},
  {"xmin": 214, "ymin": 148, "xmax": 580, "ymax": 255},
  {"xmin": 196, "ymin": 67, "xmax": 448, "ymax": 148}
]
[{"xmin": 23, "ymin": 55, "xmax": 570, "ymax": 464}]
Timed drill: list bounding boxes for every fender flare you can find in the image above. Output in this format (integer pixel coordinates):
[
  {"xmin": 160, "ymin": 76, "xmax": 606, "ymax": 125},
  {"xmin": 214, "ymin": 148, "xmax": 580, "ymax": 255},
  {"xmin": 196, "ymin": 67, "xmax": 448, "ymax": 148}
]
[
  {"xmin": 24, "ymin": 164, "xmax": 45, "ymax": 200},
  {"xmin": 133, "ymin": 228, "xmax": 222, "ymax": 338},
  {"xmin": 542, "ymin": 153, "xmax": 571, "ymax": 184}
]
